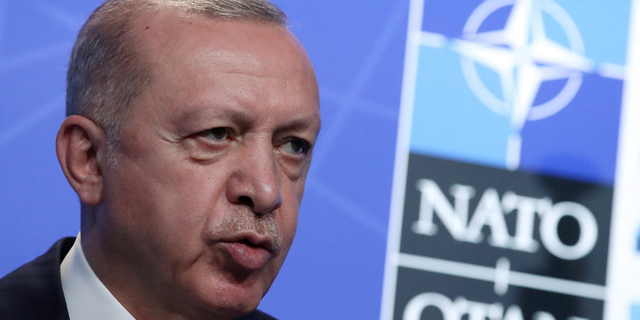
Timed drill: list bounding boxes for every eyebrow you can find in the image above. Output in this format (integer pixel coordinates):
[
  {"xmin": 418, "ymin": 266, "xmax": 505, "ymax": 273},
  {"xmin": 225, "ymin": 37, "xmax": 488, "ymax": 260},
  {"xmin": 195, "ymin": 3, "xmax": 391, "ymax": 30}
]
[
  {"xmin": 222, "ymin": 109, "xmax": 257, "ymax": 129},
  {"xmin": 215, "ymin": 107, "xmax": 321, "ymax": 135},
  {"xmin": 275, "ymin": 117, "xmax": 322, "ymax": 136},
  {"xmin": 174, "ymin": 103, "xmax": 320, "ymax": 135},
  {"xmin": 175, "ymin": 107, "xmax": 255, "ymax": 127}
]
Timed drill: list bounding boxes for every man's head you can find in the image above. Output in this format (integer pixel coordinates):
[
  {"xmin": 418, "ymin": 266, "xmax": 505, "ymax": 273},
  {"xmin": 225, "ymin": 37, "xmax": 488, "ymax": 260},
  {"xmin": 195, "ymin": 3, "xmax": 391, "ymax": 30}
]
[
  {"xmin": 66, "ymin": 0, "xmax": 289, "ymax": 159},
  {"xmin": 56, "ymin": 0, "xmax": 320, "ymax": 319}
]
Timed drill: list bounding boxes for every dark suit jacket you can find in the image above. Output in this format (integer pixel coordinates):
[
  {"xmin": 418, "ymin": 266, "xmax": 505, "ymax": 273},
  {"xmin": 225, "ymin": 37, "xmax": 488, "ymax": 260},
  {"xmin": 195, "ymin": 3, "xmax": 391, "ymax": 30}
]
[{"xmin": 0, "ymin": 237, "xmax": 275, "ymax": 320}]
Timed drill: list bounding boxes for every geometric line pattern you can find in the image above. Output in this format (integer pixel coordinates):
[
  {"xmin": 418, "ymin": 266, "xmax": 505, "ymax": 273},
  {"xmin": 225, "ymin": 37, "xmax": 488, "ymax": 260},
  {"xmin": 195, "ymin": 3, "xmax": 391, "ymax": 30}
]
[
  {"xmin": 310, "ymin": 181, "xmax": 388, "ymax": 237},
  {"xmin": 304, "ymin": 0, "xmax": 408, "ymax": 243},
  {"xmin": 310, "ymin": 0, "xmax": 409, "ymax": 172},
  {"xmin": 0, "ymin": 94, "xmax": 64, "ymax": 149},
  {"xmin": 398, "ymin": 253, "xmax": 606, "ymax": 300}
]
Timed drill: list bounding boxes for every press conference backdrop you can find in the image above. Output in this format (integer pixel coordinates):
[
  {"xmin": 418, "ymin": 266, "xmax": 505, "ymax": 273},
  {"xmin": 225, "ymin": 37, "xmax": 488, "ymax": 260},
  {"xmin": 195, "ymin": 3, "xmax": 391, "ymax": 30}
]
[{"xmin": 1, "ymin": 1, "xmax": 639, "ymax": 320}]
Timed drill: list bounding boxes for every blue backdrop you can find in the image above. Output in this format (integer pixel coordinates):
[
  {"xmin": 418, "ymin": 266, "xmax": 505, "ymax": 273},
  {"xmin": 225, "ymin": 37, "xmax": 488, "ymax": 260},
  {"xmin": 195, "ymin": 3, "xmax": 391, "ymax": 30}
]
[{"xmin": 0, "ymin": 0, "xmax": 408, "ymax": 318}]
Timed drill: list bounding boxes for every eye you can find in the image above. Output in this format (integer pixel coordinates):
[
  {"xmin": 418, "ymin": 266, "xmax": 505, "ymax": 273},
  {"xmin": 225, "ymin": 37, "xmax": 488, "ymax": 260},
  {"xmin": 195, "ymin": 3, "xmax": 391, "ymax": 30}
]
[
  {"xmin": 282, "ymin": 138, "xmax": 310, "ymax": 155},
  {"xmin": 204, "ymin": 127, "xmax": 228, "ymax": 142}
]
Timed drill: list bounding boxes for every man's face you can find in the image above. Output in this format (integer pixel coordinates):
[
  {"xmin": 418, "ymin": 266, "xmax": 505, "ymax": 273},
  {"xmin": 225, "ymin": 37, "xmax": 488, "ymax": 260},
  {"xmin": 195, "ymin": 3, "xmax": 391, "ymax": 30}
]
[{"xmin": 96, "ymin": 12, "xmax": 320, "ymax": 318}]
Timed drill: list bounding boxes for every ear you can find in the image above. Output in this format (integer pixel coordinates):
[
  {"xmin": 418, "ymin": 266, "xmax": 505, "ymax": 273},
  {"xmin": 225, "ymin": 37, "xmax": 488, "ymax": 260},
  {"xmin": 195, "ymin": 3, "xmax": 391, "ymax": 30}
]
[{"xmin": 56, "ymin": 115, "xmax": 108, "ymax": 205}]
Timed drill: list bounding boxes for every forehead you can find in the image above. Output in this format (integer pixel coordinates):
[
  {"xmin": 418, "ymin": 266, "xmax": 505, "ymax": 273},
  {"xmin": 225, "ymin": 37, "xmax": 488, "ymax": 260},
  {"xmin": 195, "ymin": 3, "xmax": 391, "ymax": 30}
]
[
  {"xmin": 127, "ymin": 9, "xmax": 319, "ymax": 122},
  {"xmin": 135, "ymin": 9, "xmax": 315, "ymax": 82}
]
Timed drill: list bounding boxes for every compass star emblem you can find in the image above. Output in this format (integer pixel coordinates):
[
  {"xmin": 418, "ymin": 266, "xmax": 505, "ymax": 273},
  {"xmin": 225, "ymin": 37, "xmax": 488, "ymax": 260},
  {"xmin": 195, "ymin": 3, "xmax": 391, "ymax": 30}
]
[{"xmin": 449, "ymin": 0, "xmax": 592, "ymax": 168}]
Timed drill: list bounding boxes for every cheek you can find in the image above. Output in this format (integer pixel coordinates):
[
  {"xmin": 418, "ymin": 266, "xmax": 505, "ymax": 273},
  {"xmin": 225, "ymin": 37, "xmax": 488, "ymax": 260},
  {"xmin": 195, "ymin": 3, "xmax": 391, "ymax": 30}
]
[
  {"xmin": 277, "ymin": 183, "xmax": 302, "ymax": 247},
  {"xmin": 106, "ymin": 157, "xmax": 228, "ymax": 249},
  {"xmin": 281, "ymin": 207, "xmax": 299, "ymax": 241},
  {"xmin": 155, "ymin": 169, "xmax": 230, "ymax": 235},
  {"xmin": 271, "ymin": 208, "xmax": 297, "ymax": 275}
]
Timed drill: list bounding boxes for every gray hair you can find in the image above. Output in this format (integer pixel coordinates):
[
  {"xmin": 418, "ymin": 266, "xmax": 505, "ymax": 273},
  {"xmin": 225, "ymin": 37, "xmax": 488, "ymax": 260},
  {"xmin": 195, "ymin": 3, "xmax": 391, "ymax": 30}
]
[{"xmin": 66, "ymin": 0, "xmax": 288, "ymax": 147}]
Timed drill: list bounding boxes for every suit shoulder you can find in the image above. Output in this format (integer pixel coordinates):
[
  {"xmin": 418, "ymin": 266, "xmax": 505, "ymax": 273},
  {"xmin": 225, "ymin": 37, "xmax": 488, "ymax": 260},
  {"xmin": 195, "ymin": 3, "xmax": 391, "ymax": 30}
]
[{"xmin": 0, "ymin": 237, "xmax": 75, "ymax": 320}]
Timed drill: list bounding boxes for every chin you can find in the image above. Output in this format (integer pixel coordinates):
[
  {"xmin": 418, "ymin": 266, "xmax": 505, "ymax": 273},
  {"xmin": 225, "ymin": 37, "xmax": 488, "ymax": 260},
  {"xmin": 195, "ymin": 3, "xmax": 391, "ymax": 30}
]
[
  {"xmin": 178, "ymin": 252, "xmax": 281, "ymax": 318},
  {"xmin": 199, "ymin": 292, "xmax": 262, "ymax": 319},
  {"xmin": 189, "ymin": 273, "xmax": 270, "ymax": 318}
]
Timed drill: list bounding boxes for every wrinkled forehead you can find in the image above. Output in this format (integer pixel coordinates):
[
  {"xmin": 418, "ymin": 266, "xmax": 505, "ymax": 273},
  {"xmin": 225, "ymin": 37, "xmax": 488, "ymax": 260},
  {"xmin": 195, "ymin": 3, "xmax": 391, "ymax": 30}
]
[
  {"xmin": 120, "ymin": 8, "xmax": 320, "ymax": 130},
  {"xmin": 130, "ymin": 8, "xmax": 316, "ymax": 87}
]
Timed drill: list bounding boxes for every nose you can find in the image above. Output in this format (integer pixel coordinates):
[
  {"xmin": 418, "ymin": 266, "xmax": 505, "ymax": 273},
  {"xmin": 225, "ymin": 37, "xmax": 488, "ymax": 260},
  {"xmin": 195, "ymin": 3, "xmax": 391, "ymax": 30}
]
[{"xmin": 226, "ymin": 142, "xmax": 282, "ymax": 215}]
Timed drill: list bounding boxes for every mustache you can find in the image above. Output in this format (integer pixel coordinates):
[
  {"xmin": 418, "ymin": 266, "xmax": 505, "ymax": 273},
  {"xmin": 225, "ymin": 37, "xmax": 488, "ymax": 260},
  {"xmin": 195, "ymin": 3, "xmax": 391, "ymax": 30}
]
[{"xmin": 212, "ymin": 208, "xmax": 281, "ymax": 250}]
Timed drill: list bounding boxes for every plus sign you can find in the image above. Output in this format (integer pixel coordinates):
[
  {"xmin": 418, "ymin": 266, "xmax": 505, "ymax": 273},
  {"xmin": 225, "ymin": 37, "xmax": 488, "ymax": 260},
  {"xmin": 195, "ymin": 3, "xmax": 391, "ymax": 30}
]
[{"xmin": 452, "ymin": 0, "xmax": 592, "ymax": 132}]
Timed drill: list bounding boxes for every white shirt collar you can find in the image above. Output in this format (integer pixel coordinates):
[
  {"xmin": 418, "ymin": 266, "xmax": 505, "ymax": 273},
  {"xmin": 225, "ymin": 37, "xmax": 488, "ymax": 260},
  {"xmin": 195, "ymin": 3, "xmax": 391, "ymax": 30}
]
[{"xmin": 60, "ymin": 233, "xmax": 137, "ymax": 320}]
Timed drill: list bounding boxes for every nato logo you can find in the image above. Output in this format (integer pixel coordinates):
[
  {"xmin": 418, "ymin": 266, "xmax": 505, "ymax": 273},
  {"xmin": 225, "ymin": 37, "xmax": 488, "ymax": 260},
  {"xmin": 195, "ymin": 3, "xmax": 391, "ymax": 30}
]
[
  {"xmin": 409, "ymin": 0, "xmax": 630, "ymax": 185},
  {"xmin": 383, "ymin": 1, "xmax": 631, "ymax": 318}
]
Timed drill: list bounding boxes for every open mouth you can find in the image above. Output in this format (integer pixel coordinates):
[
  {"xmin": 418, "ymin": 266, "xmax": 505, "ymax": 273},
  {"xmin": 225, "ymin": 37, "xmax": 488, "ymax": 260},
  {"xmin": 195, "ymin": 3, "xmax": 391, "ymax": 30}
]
[
  {"xmin": 238, "ymin": 238, "xmax": 261, "ymax": 248},
  {"xmin": 225, "ymin": 239, "xmax": 271, "ymax": 270}
]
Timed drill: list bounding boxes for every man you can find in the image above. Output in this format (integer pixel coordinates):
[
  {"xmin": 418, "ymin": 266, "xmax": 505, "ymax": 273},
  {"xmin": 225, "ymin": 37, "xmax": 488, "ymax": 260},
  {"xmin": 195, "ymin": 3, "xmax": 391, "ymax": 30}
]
[{"xmin": 0, "ymin": 0, "xmax": 321, "ymax": 319}]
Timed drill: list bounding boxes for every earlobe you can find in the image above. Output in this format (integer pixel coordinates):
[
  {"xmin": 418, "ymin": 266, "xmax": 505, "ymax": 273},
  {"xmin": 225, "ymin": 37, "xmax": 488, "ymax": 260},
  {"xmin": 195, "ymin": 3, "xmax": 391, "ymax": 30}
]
[{"xmin": 56, "ymin": 115, "xmax": 107, "ymax": 205}]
